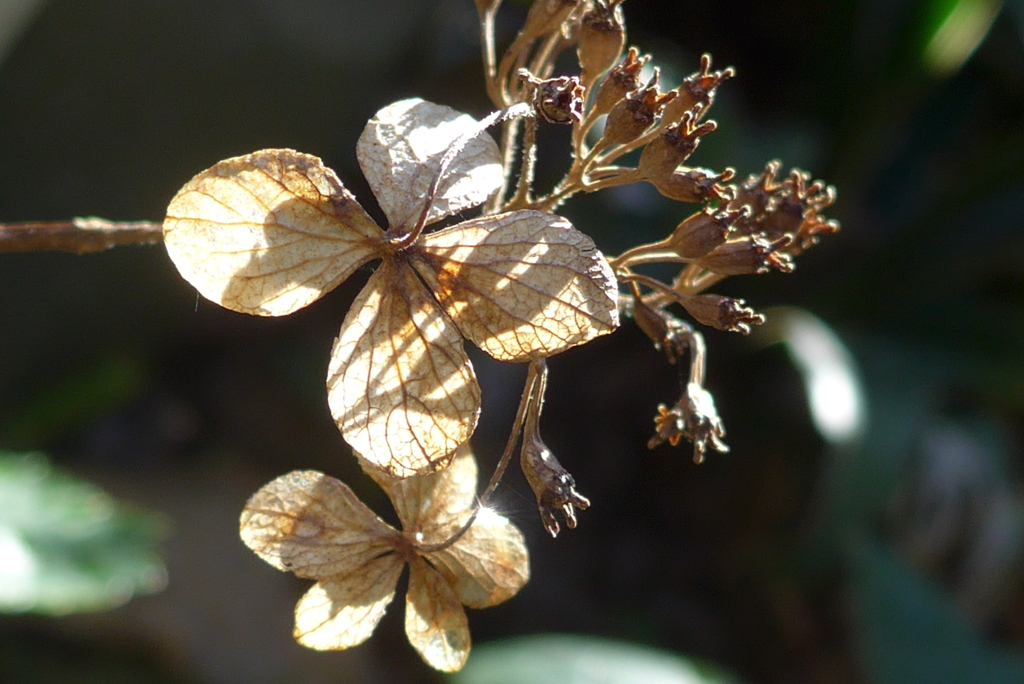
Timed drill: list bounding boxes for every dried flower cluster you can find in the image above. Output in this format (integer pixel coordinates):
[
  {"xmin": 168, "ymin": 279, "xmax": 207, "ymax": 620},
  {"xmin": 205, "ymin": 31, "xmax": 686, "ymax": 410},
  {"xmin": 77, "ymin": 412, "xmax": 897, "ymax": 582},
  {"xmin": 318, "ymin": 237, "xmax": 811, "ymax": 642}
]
[{"xmin": 160, "ymin": 0, "xmax": 838, "ymax": 672}]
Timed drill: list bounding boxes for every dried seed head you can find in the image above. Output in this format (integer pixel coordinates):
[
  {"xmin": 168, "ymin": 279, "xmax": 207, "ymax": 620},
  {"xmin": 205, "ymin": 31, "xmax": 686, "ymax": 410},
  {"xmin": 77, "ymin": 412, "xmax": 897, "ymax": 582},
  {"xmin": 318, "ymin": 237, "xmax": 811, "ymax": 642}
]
[
  {"xmin": 636, "ymin": 111, "xmax": 718, "ymax": 182},
  {"xmin": 662, "ymin": 53, "xmax": 735, "ymax": 124},
  {"xmin": 592, "ymin": 47, "xmax": 649, "ymax": 115},
  {"xmin": 668, "ymin": 206, "xmax": 746, "ymax": 259},
  {"xmin": 521, "ymin": 0, "xmax": 582, "ymax": 43},
  {"xmin": 649, "ymin": 167, "xmax": 735, "ymax": 204},
  {"xmin": 518, "ymin": 70, "xmax": 585, "ymax": 124},
  {"xmin": 578, "ymin": 0, "xmax": 626, "ymax": 88},
  {"xmin": 631, "ymin": 296, "xmax": 690, "ymax": 364},
  {"xmin": 602, "ymin": 69, "xmax": 677, "ymax": 145},
  {"xmin": 678, "ymin": 294, "xmax": 765, "ymax": 335},
  {"xmin": 694, "ymin": 234, "xmax": 794, "ymax": 276},
  {"xmin": 521, "ymin": 432, "xmax": 591, "ymax": 537},
  {"xmin": 728, "ymin": 162, "xmax": 840, "ymax": 254},
  {"xmin": 648, "ymin": 383, "xmax": 729, "ymax": 464}
]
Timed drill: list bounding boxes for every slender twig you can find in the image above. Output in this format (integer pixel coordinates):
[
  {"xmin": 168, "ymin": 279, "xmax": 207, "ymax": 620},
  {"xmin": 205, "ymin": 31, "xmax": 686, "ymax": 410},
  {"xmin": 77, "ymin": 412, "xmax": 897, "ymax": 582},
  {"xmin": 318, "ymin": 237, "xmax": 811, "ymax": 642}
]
[
  {"xmin": 481, "ymin": 4, "xmax": 503, "ymax": 107},
  {"xmin": 0, "ymin": 217, "xmax": 163, "ymax": 254},
  {"xmin": 508, "ymin": 115, "xmax": 538, "ymax": 209},
  {"xmin": 414, "ymin": 361, "xmax": 543, "ymax": 554}
]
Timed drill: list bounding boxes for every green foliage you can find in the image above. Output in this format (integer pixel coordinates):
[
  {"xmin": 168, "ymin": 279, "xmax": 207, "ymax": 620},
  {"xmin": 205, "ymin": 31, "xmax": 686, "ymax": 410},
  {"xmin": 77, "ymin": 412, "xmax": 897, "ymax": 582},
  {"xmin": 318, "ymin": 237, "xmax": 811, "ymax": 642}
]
[
  {"xmin": 0, "ymin": 452, "xmax": 167, "ymax": 615},
  {"xmin": 852, "ymin": 541, "xmax": 1024, "ymax": 684},
  {"xmin": 450, "ymin": 634, "xmax": 736, "ymax": 684}
]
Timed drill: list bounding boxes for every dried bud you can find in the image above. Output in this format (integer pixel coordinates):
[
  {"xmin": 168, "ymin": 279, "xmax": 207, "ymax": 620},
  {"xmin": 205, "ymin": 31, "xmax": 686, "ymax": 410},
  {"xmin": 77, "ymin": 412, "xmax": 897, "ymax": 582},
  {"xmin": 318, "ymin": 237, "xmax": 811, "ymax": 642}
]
[
  {"xmin": 668, "ymin": 206, "xmax": 745, "ymax": 259},
  {"xmin": 631, "ymin": 296, "xmax": 689, "ymax": 364},
  {"xmin": 578, "ymin": 0, "xmax": 626, "ymax": 88},
  {"xmin": 649, "ymin": 167, "xmax": 735, "ymax": 204},
  {"xmin": 794, "ymin": 216, "xmax": 840, "ymax": 253},
  {"xmin": 637, "ymin": 112, "xmax": 718, "ymax": 182},
  {"xmin": 592, "ymin": 47, "xmax": 649, "ymax": 115},
  {"xmin": 521, "ymin": 0, "xmax": 582, "ymax": 43},
  {"xmin": 521, "ymin": 432, "xmax": 591, "ymax": 537},
  {"xmin": 728, "ymin": 163, "xmax": 839, "ymax": 253},
  {"xmin": 679, "ymin": 294, "xmax": 765, "ymax": 335},
  {"xmin": 662, "ymin": 53, "xmax": 735, "ymax": 123},
  {"xmin": 648, "ymin": 383, "xmax": 729, "ymax": 464},
  {"xmin": 694, "ymin": 234, "xmax": 794, "ymax": 275},
  {"xmin": 602, "ymin": 70, "xmax": 677, "ymax": 145},
  {"xmin": 519, "ymin": 70, "xmax": 585, "ymax": 124},
  {"xmin": 730, "ymin": 160, "xmax": 783, "ymax": 218}
]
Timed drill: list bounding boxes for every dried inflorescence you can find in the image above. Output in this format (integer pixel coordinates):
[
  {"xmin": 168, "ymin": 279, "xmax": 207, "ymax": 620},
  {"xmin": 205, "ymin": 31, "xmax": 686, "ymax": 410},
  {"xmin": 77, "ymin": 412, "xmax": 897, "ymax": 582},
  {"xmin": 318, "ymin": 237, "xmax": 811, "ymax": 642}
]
[
  {"xmin": 158, "ymin": 0, "xmax": 840, "ymax": 672},
  {"xmin": 240, "ymin": 446, "xmax": 528, "ymax": 671},
  {"xmin": 164, "ymin": 99, "xmax": 618, "ymax": 478}
]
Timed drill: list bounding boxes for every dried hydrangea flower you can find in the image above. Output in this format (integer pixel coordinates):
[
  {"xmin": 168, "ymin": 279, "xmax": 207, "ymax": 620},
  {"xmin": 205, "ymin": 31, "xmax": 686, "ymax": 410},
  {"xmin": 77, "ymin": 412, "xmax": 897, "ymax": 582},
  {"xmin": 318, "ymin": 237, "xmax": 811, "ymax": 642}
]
[
  {"xmin": 163, "ymin": 98, "xmax": 618, "ymax": 477},
  {"xmin": 239, "ymin": 445, "xmax": 529, "ymax": 672}
]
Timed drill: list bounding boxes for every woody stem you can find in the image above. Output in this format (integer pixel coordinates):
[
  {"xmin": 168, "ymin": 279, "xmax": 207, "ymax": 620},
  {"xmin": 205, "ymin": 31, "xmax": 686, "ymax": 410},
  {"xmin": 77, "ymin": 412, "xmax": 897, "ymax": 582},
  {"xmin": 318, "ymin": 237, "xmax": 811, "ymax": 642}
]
[
  {"xmin": 0, "ymin": 218, "xmax": 163, "ymax": 254},
  {"xmin": 414, "ymin": 361, "xmax": 543, "ymax": 554}
]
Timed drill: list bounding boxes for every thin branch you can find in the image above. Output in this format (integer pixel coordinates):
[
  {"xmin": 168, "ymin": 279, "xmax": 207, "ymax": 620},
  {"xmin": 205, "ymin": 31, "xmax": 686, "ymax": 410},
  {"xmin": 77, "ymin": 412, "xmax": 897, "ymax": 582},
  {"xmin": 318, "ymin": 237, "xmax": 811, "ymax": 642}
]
[
  {"xmin": 414, "ymin": 361, "xmax": 542, "ymax": 554},
  {"xmin": 0, "ymin": 217, "xmax": 163, "ymax": 255}
]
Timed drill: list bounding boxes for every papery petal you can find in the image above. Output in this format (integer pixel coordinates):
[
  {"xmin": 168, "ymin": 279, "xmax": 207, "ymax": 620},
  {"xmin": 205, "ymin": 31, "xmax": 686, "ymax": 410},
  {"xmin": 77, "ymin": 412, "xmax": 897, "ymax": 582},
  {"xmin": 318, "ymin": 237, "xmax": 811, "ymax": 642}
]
[
  {"xmin": 405, "ymin": 556, "xmax": 470, "ymax": 672},
  {"xmin": 240, "ymin": 470, "xmax": 396, "ymax": 579},
  {"xmin": 412, "ymin": 210, "xmax": 620, "ymax": 362},
  {"xmin": 165, "ymin": 149, "xmax": 383, "ymax": 316},
  {"xmin": 374, "ymin": 443, "xmax": 479, "ymax": 534},
  {"xmin": 327, "ymin": 258, "xmax": 481, "ymax": 478},
  {"xmin": 356, "ymin": 99, "xmax": 502, "ymax": 230},
  {"xmin": 425, "ymin": 507, "xmax": 530, "ymax": 609},
  {"xmin": 293, "ymin": 555, "xmax": 404, "ymax": 650}
]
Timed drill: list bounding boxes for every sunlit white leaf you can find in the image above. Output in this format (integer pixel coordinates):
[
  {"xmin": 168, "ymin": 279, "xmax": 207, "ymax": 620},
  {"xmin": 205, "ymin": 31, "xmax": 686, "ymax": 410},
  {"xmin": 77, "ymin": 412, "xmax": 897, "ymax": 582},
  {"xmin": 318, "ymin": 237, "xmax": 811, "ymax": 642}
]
[
  {"xmin": 405, "ymin": 556, "xmax": 471, "ymax": 672},
  {"xmin": 357, "ymin": 99, "xmax": 502, "ymax": 230},
  {"xmin": 293, "ymin": 555, "xmax": 404, "ymax": 650},
  {"xmin": 164, "ymin": 149, "xmax": 383, "ymax": 315},
  {"xmin": 413, "ymin": 210, "xmax": 620, "ymax": 362},
  {"xmin": 239, "ymin": 470, "xmax": 396, "ymax": 579},
  {"xmin": 326, "ymin": 259, "xmax": 481, "ymax": 477}
]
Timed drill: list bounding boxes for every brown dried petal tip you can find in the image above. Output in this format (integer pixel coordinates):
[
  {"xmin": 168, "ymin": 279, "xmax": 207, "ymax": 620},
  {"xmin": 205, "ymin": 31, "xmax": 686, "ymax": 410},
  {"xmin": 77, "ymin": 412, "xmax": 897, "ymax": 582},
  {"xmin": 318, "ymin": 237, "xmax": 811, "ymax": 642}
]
[
  {"xmin": 668, "ymin": 206, "xmax": 746, "ymax": 259},
  {"xmin": 650, "ymin": 167, "xmax": 735, "ymax": 204},
  {"xmin": 602, "ymin": 70, "xmax": 677, "ymax": 146},
  {"xmin": 578, "ymin": 0, "xmax": 626, "ymax": 87},
  {"xmin": 631, "ymin": 296, "xmax": 690, "ymax": 364},
  {"xmin": 671, "ymin": 53, "xmax": 735, "ymax": 119},
  {"xmin": 695, "ymin": 234, "xmax": 794, "ymax": 276},
  {"xmin": 592, "ymin": 47, "xmax": 650, "ymax": 115},
  {"xmin": 648, "ymin": 383, "xmax": 729, "ymax": 464},
  {"xmin": 637, "ymin": 113, "xmax": 718, "ymax": 182},
  {"xmin": 521, "ymin": 433, "xmax": 591, "ymax": 537},
  {"xmin": 679, "ymin": 294, "xmax": 765, "ymax": 335}
]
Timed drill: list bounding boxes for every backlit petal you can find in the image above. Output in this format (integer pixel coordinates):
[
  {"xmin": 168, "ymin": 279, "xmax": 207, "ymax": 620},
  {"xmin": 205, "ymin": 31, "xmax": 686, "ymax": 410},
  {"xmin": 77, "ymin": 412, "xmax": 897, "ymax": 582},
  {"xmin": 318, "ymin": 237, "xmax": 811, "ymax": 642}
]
[
  {"xmin": 327, "ymin": 259, "xmax": 481, "ymax": 477},
  {"xmin": 164, "ymin": 149, "xmax": 383, "ymax": 315},
  {"xmin": 413, "ymin": 210, "xmax": 619, "ymax": 362}
]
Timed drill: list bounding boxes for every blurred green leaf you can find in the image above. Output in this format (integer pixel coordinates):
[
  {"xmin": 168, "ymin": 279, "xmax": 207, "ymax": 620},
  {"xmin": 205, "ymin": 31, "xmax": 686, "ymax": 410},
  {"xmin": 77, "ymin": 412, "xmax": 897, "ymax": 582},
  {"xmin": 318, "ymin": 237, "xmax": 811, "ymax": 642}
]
[
  {"xmin": 920, "ymin": 0, "xmax": 1002, "ymax": 75},
  {"xmin": 449, "ymin": 634, "xmax": 737, "ymax": 684},
  {"xmin": 0, "ymin": 452, "xmax": 167, "ymax": 615},
  {"xmin": 851, "ymin": 539, "xmax": 1024, "ymax": 684},
  {"xmin": 0, "ymin": 355, "xmax": 145, "ymax": 448}
]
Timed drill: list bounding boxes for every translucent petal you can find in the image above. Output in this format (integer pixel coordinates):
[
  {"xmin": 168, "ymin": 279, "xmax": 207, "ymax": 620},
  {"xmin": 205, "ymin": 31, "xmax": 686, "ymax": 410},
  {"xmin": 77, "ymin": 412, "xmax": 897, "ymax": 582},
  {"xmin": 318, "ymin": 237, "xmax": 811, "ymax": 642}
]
[
  {"xmin": 239, "ymin": 470, "xmax": 396, "ymax": 579},
  {"xmin": 405, "ymin": 556, "xmax": 471, "ymax": 672},
  {"xmin": 327, "ymin": 258, "xmax": 481, "ymax": 478},
  {"xmin": 425, "ymin": 507, "xmax": 530, "ymax": 609},
  {"xmin": 412, "ymin": 210, "xmax": 620, "ymax": 362},
  {"xmin": 164, "ymin": 149, "xmax": 383, "ymax": 316},
  {"xmin": 292, "ymin": 555, "xmax": 403, "ymax": 650},
  {"xmin": 356, "ymin": 99, "xmax": 502, "ymax": 231},
  {"xmin": 375, "ymin": 443, "xmax": 479, "ymax": 534}
]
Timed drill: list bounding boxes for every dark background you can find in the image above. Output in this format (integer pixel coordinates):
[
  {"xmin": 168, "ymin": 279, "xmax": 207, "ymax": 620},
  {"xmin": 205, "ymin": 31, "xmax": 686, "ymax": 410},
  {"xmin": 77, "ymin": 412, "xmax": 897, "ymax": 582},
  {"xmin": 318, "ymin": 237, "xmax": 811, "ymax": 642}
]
[{"xmin": 3, "ymin": 1, "xmax": 1024, "ymax": 682}]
